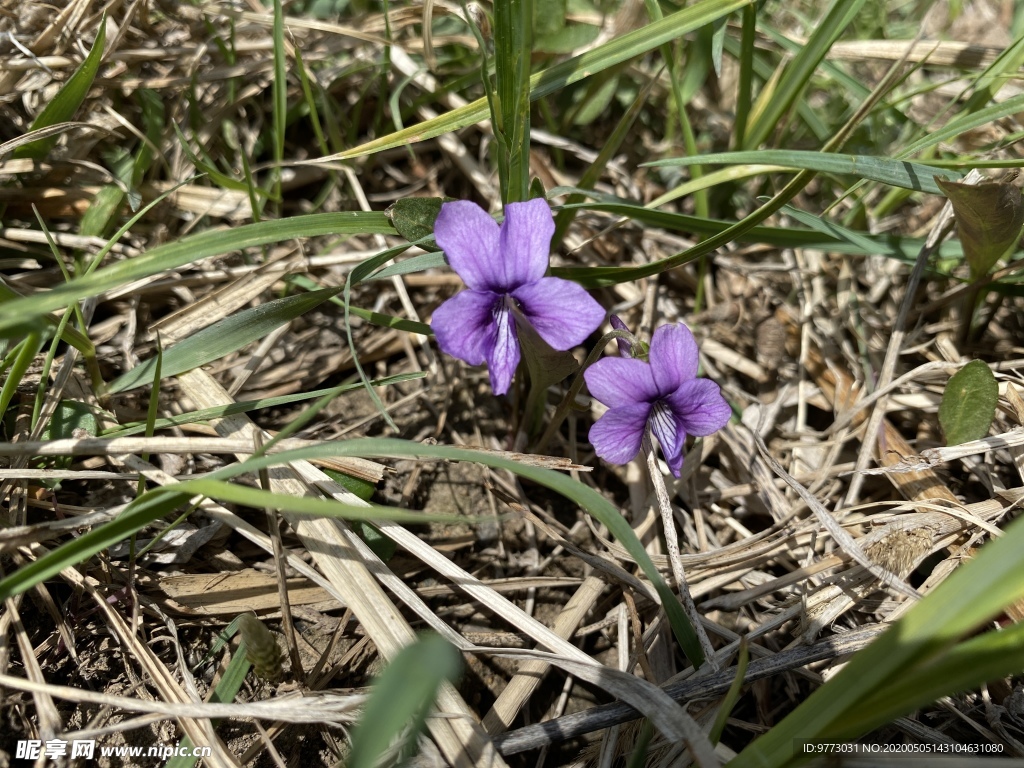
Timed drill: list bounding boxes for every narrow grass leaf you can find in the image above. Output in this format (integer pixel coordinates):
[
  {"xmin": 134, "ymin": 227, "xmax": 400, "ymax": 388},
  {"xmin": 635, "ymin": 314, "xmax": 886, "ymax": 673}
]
[
  {"xmin": 0, "ymin": 213, "xmax": 395, "ymax": 335},
  {"xmin": 824, "ymin": 619, "xmax": 1024, "ymax": 743},
  {"xmin": 743, "ymin": 0, "xmax": 866, "ymax": 149},
  {"xmin": 647, "ymin": 151, "xmax": 962, "ymax": 194},
  {"xmin": 166, "ymin": 636, "xmax": 252, "ymax": 768},
  {"xmin": 15, "ymin": 21, "xmax": 106, "ymax": 159},
  {"xmin": 204, "ymin": 439, "xmax": 708, "ymax": 666},
  {"xmin": 108, "ymin": 286, "xmax": 342, "ymax": 393},
  {"xmin": 938, "ymin": 360, "xmax": 998, "ymax": 446},
  {"xmin": 347, "ymin": 634, "xmax": 462, "ymax": 768},
  {"xmin": 730, "ymin": 511, "xmax": 1024, "ymax": 768},
  {"xmin": 321, "ymin": 0, "xmax": 753, "ymax": 161},
  {"xmin": 367, "ymin": 252, "xmax": 446, "ymax": 281},
  {"xmin": 105, "ymin": 373, "xmax": 423, "ymax": 437}
]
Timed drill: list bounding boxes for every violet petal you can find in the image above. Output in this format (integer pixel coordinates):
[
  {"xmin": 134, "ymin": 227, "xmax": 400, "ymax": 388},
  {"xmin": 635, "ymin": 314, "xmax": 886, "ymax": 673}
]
[
  {"xmin": 499, "ymin": 198, "xmax": 555, "ymax": 288},
  {"xmin": 584, "ymin": 357, "xmax": 659, "ymax": 409},
  {"xmin": 649, "ymin": 400, "xmax": 686, "ymax": 476},
  {"xmin": 609, "ymin": 315, "xmax": 633, "ymax": 357},
  {"xmin": 667, "ymin": 378, "xmax": 732, "ymax": 436},
  {"xmin": 431, "ymin": 289, "xmax": 500, "ymax": 366},
  {"xmin": 589, "ymin": 402, "xmax": 651, "ymax": 465},
  {"xmin": 512, "ymin": 277, "xmax": 605, "ymax": 351},
  {"xmin": 649, "ymin": 323, "xmax": 700, "ymax": 395},
  {"xmin": 487, "ymin": 300, "xmax": 520, "ymax": 395},
  {"xmin": 434, "ymin": 200, "xmax": 503, "ymax": 292}
]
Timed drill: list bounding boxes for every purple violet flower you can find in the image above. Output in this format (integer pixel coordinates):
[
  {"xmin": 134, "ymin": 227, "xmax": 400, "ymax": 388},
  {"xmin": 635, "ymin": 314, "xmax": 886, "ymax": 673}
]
[
  {"xmin": 584, "ymin": 322, "xmax": 731, "ymax": 477},
  {"xmin": 431, "ymin": 198, "xmax": 605, "ymax": 395}
]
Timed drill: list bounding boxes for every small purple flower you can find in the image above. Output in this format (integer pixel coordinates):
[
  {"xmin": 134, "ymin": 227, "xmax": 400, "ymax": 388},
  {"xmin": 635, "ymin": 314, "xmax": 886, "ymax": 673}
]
[
  {"xmin": 431, "ymin": 199, "xmax": 605, "ymax": 395},
  {"xmin": 584, "ymin": 322, "xmax": 731, "ymax": 476}
]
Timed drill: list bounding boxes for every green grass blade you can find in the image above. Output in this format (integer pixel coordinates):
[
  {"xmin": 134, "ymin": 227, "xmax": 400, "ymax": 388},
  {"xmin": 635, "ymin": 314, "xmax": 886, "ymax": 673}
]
[
  {"xmin": 15, "ymin": 21, "xmax": 106, "ymax": 159},
  {"xmin": 105, "ymin": 373, "xmax": 424, "ymax": 437},
  {"xmin": 742, "ymin": 0, "xmax": 866, "ymax": 149},
  {"xmin": 900, "ymin": 92, "xmax": 1024, "ymax": 159},
  {"xmin": 825, "ymin": 619, "xmax": 1024, "ymax": 743},
  {"xmin": 166, "ymin": 632, "xmax": 252, "ymax": 768},
  {"xmin": 646, "ymin": 150, "xmax": 963, "ymax": 194},
  {"xmin": 494, "ymin": 0, "xmax": 534, "ymax": 203},
  {"xmin": 107, "ymin": 286, "xmax": 342, "ymax": 393},
  {"xmin": 322, "ymin": 0, "xmax": 753, "ymax": 162},
  {"xmin": 0, "ymin": 332, "xmax": 43, "ymax": 419},
  {"xmin": 347, "ymin": 633, "xmax": 462, "ymax": 768},
  {"xmin": 0, "ymin": 438, "xmax": 707, "ymax": 666},
  {"xmin": 729, "ymin": 511, "xmax": 1024, "ymax": 768},
  {"xmin": 0, "ymin": 212, "xmax": 395, "ymax": 335}
]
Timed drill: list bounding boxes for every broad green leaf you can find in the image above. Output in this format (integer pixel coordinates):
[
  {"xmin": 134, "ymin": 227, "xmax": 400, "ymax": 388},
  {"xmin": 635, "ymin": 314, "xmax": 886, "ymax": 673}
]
[
  {"xmin": 108, "ymin": 286, "xmax": 342, "ymax": 393},
  {"xmin": 15, "ymin": 21, "xmax": 106, "ymax": 159},
  {"xmin": 534, "ymin": 0, "xmax": 566, "ymax": 37},
  {"xmin": 935, "ymin": 176, "xmax": 1024, "ymax": 279},
  {"xmin": 322, "ymin": 468, "xmax": 376, "ymax": 501},
  {"xmin": 0, "ymin": 212, "xmax": 396, "ymax": 335},
  {"xmin": 41, "ymin": 401, "xmax": 99, "ymax": 441},
  {"xmin": 386, "ymin": 197, "xmax": 449, "ymax": 242},
  {"xmin": 647, "ymin": 151, "xmax": 962, "ymax": 194},
  {"xmin": 322, "ymin": 0, "xmax": 753, "ymax": 162},
  {"xmin": 938, "ymin": 359, "xmax": 998, "ymax": 446},
  {"xmin": 347, "ymin": 634, "xmax": 462, "ymax": 768},
  {"xmin": 352, "ymin": 519, "xmax": 397, "ymax": 562}
]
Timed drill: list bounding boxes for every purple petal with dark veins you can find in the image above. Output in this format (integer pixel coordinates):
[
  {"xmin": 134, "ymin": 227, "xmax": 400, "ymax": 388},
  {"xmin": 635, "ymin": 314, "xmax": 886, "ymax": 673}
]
[
  {"xmin": 434, "ymin": 200, "xmax": 503, "ymax": 291},
  {"xmin": 667, "ymin": 378, "xmax": 732, "ymax": 436},
  {"xmin": 431, "ymin": 289, "xmax": 500, "ymax": 367},
  {"xmin": 499, "ymin": 198, "xmax": 555, "ymax": 288},
  {"xmin": 584, "ymin": 357, "xmax": 659, "ymax": 409},
  {"xmin": 649, "ymin": 399, "xmax": 686, "ymax": 477},
  {"xmin": 487, "ymin": 299, "xmax": 520, "ymax": 395},
  {"xmin": 512, "ymin": 277, "xmax": 605, "ymax": 351},
  {"xmin": 588, "ymin": 401, "xmax": 651, "ymax": 466},
  {"xmin": 649, "ymin": 323, "xmax": 700, "ymax": 396}
]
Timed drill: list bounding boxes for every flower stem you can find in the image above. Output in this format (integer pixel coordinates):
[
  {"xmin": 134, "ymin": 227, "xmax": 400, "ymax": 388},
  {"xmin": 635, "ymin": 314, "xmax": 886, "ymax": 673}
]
[{"xmin": 642, "ymin": 432, "xmax": 717, "ymax": 670}]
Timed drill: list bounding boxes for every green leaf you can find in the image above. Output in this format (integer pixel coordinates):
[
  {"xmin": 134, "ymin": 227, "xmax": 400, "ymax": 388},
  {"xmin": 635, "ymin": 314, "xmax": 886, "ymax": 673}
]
[
  {"xmin": 353, "ymin": 520, "xmax": 397, "ymax": 562},
  {"xmin": 935, "ymin": 176, "xmax": 1024, "ymax": 279},
  {"xmin": 369, "ymin": 252, "xmax": 447, "ymax": 282},
  {"xmin": 322, "ymin": 468, "xmax": 376, "ymax": 501},
  {"xmin": 386, "ymin": 197, "xmax": 450, "ymax": 243},
  {"xmin": 0, "ymin": 439, "xmax": 706, "ymax": 667},
  {"xmin": 743, "ymin": 0, "xmax": 866, "ymax": 149},
  {"xmin": 108, "ymin": 286, "xmax": 342, "ymax": 393},
  {"xmin": 0, "ymin": 213, "xmax": 396, "ymax": 336},
  {"xmin": 166, "ymin": 624, "xmax": 252, "ymax": 768},
  {"xmin": 938, "ymin": 359, "xmax": 998, "ymax": 446},
  {"xmin": 326, "ymin": 0, "xmax": 754, "ymax": 162},
  {"xmin": 730, "ymin": 508, "xmax": 1024, "ymax": 768},
  {"xmin": 347, "ymin": 634, "xmax": 462, "ymax": 768},
  {"xmin": 40, "ymin": 400, "xmax": 99, "ymax": 441},
  {"xmin": 15, "ymin": 21, "xmax": 106, "ymax": 159},
  {"xmin": 647, "ymin": 151, "xmax": 963, "ymax": 194}
]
